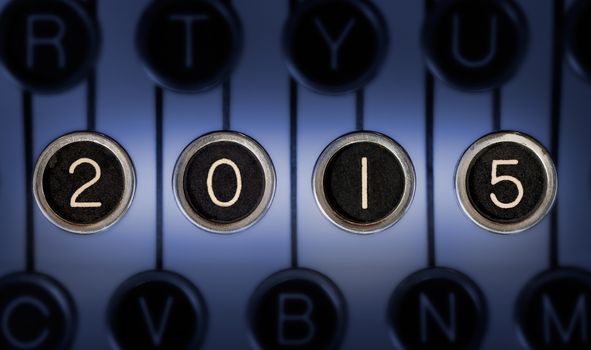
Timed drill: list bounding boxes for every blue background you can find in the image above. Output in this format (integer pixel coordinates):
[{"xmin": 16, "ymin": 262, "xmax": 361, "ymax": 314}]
[{"xmin": 0, "ymin": 0, "xmax": 590, "ymax": 349}]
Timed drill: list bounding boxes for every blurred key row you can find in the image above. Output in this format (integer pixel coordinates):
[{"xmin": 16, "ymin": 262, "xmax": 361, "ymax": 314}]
[
  {"xmin": 0, "ymin": 0, "xmax": 590, "ymax": 94},
  {"xmin": 1, "ymin": 266, "xmax": 590, "ymax": 349}
]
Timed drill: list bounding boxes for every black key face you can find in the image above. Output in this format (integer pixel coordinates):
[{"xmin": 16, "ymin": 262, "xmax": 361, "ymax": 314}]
[
  {"xmin": 137, "ymin": 0, "xmax": 242, "ymax": 92},
  {"xmin": 34, "ymin": 132, "xmax": 135, "ymax": 234},
  {"xmin": 324, "ymin": 142, "xmax": 405, "ymax": 223},
  {"xmin": 0, "ymin": 273, "xmax": 75, "ymax": 350},
  {"xmin": 42, "ymin": 141, "xmax": 124, "ymax": 225},
  {"xmin": 456, "ymin": 132, "xmax": 556, "ymax": 234},
  {"xmin": 175, "ymin": 132, "xmax": 275, "ymax": 233},
  {"xmin": 423, "ymin": 0, "xmax": 528, "ymax": 91},
  {"xmin": 516, "ymin": 269, "xmax": 591, "ymax": 350},
  {"xmin": 184, "ymin": 142, "xmax": 265, "ymax": 223},
  {"xmin": 283, "ymin": 0, "xmax": 388, "ymax": 94},
  {"xmin": 108, "ymin": 271, "xmax": 206, "ymax": 350},
  {"xmin": 567, "ymin": 0, "xmax": 591, "ymax": 82},
  {"xmin": 0, "ymin": 0, "xmax": 99, "ymax": 93},
  {"xmin": 467, "ymin": 142, "xmax": 546, "ymax": 224},
  {"xmin": 388, "ymin": 268, "xmax": 487, "ymax": 350},
  {"xmin": 249, "ymin": 269, "xmax": 345, "ymax": 350},
  {"xmin": 314, "ymin": 132, "xmax": 415, "ymax": 233}
]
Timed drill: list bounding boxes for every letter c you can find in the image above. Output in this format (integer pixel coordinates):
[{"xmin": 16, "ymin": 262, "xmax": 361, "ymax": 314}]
[{"xmin": 1, "ymin": 296, "xmax": 50, "ymax": 349}]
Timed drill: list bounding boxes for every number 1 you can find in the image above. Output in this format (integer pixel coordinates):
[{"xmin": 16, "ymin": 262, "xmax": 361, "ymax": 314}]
[{"xmin": 361, "ymin": 157, "xmax": 368, "ymax": 210}]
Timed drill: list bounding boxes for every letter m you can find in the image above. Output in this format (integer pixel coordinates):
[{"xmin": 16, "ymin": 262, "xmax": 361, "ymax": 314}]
[{"xmin": 543, "ymin": 294, "xmax": 588, "ymax": 344}]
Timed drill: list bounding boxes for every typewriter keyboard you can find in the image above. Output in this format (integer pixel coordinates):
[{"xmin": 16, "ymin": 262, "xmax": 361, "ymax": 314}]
[{"xmin": 0, "ymin": 0, "xmax": 590, "ymax": 349}]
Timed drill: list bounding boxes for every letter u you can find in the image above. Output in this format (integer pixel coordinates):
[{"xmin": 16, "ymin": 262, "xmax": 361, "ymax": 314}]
[{"xmin": 452, "ymin": 15, "xmax": 498, "ymax": 68}]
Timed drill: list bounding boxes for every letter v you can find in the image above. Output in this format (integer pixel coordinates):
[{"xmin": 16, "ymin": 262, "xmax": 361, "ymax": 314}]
[{"xmin": 139, "ymin": 296, "xmax": 174, "ymax": 346}]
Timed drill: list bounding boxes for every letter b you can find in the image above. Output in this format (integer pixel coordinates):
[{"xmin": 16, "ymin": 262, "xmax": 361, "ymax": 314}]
[{"xmin": 277, "ymin": 293, "xmax": 316, "ymax": 346}]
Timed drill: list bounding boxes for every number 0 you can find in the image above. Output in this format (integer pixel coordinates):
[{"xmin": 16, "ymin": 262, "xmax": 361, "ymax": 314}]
[
  {"xmin": 69, "ymin": 158, "xmax": 103, "ymax": 208},
  {"xmin": 207, "ymin": 158, "xmax": 242, "ymax": 208},
  {"xmin": 490, "ymin": 159, "xmax": 523, "ymax": 209}
]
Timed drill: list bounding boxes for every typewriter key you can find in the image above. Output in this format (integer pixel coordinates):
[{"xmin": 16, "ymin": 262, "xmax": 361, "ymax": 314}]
[
  {"xmin": 313, "ymin": 132, "xmax": 415, "ymax": 234},
  {"xmin": 0, "ymin": 0, "xmax": 99, "ymax": 93},
  {"xmin": 456, "ymin": 132, "xmax": 556, "ymax": 234},
  {"xmin": 516, "ymin": 268, "xmax": 591, "ymax": 350},
  {"xmin": 249, "ymin": 269, "xmax": 345, "ymax": 350},
  {"xmin": 388, "ymin": 268, "xmax": 487, "ymax": 350},
  {"xmin": 137, "ymin": 0, "xmax": 242, "ymax": 92},
  {"xmin": 283, "ymin": 0, "xmax": 388, "ymax": 94},
  {"xmin": 33, "ymin": 132, "xmax": 135, "ymax": 234},
  {"xmin": 108, "ymin": 271, "xmax": 206, "ymax": 350},
  {"xmin": 423, "ymin": 0, "xmax": 528, "ymax": 91},
  {"xmin": 566, "ymin": 0, "xmax": 591, "ymax": 82},
  {"xmin": 0, "ymin": 273, "xmax": 75, "ymax": 350},
  {"xmin": 174, "ymin": 132, "xmax": 275, "ymax": 233}
]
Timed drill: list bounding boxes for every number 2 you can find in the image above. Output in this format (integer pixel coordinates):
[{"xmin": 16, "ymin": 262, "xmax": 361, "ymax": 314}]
[
  {"xmin": 69, "ymin": 158, "xmax": 102, "ymax": 208},
  {"xmin": 490, "ymin": 159, "xmax": 523, "ymax": 209}
]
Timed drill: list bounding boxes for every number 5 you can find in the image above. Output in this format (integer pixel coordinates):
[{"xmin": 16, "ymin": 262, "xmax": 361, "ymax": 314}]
[{"xmin": 490, "ymin": 160, "xmax": 523, "ymax": 209}]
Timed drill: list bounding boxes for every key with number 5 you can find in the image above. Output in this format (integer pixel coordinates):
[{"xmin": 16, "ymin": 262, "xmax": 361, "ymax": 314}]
[{"xmin": 455, "ymin": 131, "xmax": 557, "ymax": 234}]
